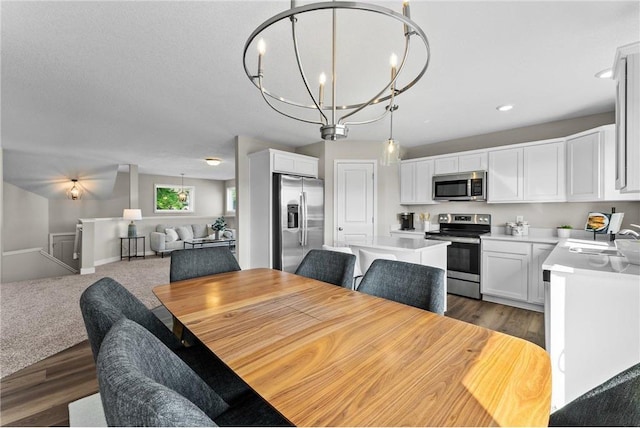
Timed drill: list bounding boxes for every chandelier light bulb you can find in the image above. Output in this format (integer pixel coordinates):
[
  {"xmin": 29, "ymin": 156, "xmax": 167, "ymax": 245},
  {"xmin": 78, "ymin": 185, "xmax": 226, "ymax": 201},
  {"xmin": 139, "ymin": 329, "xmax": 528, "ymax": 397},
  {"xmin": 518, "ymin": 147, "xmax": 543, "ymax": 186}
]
[
  {"xmin": 319, "ymin": 72, "xmax": 326, "ymax": 85},
  {"xmin": 390, "ymin": 53, "xmax": 398, "ymax": 68},
  {"xmin": 257, "ymin": 38, "xmax": 266, "ymax": 55}
]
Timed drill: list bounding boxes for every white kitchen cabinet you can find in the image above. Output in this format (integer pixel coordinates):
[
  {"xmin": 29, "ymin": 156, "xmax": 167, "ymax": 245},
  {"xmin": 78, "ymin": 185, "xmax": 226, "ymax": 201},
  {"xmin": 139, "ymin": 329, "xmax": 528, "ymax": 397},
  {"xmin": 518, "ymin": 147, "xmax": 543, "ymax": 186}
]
[
  {"xmin": 487, "ymin": 147, "xmax": 523, "ymax": 202},
  {"xmin": 434, "ymin": 152, "xmax": 487, "ymax": 175},
  {"xmin": 400, "ymin": 158, "xmax": 436, "ymax": 205},
  {"xmin": 488, "ymin": 139, "xmax": 565, "ymax": 203},
  {"xmin": 523, "ymin": 140, "xmax": 566, "ymax": 202},
  {"xmin": 529, "ymin": 243, "xmax": 553, "ymax": 305},
  {"xmin": 482, "ymin": 240, "xmax": 530, "ymax": 302},
  {"xmin": 434, "ymin": 157, "xmax": 458, "ymax": 175},
  {"xmin": 613, "ymin": 42, "xmax": 640, "ymax": 193},
  {"xmin": 271, "ymin": 150, "xmax": 318, "ymax": 177},
  {"xmin": 566, "ymin": 124, "xmax": 638, "ymax": 202},
  {"xmin": 566, "ymin": 129, "xmax": 603, "ymax": 201},
  {"xmin": 481, "ymin": 239, "xmax": 548, "ymax": 311}
]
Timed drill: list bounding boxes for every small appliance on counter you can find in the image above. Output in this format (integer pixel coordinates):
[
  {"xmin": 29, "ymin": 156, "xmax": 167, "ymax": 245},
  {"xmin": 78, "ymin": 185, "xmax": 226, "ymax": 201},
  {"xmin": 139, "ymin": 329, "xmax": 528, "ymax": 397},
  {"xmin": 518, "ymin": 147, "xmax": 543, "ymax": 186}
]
[{"xmin": 399, "ymin": 212, "xmax": 415, "ymax": 230}]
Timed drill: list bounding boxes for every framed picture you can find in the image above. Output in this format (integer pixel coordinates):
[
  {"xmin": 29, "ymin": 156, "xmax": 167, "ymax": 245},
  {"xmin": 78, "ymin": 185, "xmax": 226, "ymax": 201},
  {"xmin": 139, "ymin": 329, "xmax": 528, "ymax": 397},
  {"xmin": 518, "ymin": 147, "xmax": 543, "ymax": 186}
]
[{"xmin": 154, "ymin": 184, "xmax": 195, "ymax": 213}]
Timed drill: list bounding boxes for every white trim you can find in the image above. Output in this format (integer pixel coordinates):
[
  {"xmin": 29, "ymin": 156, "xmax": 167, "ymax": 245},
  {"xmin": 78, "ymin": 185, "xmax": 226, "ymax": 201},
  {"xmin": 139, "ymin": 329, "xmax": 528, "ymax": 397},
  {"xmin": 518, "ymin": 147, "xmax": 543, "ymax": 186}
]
[
  {"xmin": 2, "ymin": 247, "xmax": 43, "ymax": 256},
  {"xmin": 80, "ymin": 267, "xmax": 96, "ymax": 275},
  {"xmin": 333, "ymin": 159, "xmax": 378, "ymax": 244}
]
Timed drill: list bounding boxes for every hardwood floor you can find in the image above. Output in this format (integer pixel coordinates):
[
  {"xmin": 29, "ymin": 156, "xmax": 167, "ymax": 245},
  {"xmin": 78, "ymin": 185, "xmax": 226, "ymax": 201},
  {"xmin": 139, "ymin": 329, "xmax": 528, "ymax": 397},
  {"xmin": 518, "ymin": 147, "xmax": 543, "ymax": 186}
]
[{"xmin": 0, "ymin": 295, "xmax": 544, "ymax": 427}]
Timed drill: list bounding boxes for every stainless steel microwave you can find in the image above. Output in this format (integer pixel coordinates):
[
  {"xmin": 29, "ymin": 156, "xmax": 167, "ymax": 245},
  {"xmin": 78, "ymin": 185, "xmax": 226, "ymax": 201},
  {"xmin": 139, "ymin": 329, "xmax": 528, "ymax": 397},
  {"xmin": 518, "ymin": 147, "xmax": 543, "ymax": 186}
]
[{"xmin": 432, "ymin": 171, "xmax": 487, "ymax": 201}]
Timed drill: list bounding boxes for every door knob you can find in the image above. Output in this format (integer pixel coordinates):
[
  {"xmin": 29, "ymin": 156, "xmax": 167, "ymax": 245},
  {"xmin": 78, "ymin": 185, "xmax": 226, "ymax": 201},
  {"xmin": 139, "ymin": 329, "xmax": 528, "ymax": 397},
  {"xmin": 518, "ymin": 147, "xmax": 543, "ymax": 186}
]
[{"xmin": 338, "ymin": 227, "xmax": 343, "ymax": 231}]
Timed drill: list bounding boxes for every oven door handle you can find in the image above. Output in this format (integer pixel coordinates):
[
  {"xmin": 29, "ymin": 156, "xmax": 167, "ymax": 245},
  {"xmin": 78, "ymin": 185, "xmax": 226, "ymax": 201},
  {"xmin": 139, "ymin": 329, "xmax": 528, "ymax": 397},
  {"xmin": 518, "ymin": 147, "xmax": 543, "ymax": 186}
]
[{"xmin": 426, "ymin": 236, "xmax": 480, "ymax": 244}]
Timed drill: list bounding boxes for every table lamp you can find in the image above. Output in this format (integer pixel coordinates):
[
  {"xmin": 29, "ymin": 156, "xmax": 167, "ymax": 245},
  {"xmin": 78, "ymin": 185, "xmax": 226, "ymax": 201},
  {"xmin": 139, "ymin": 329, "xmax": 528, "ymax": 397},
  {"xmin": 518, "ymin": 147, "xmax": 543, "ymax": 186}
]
[{"xmin": 123, "ymin": 209, "xmax": 142, "ymax": 237}]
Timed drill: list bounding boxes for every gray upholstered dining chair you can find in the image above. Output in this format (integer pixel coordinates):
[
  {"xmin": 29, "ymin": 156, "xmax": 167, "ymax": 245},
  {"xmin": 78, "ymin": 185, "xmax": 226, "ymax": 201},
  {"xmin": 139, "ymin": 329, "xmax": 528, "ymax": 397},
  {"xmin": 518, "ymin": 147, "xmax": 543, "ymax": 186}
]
[
  {"xmin": 169, "ymin": 247, "xmax": 240, "ymax": 283},
  {"xmin": 294, "ymin": 249, "xmax": 356, "ymax": 288},
  {"xmin": 357, "ymin": 259, "xmax": 445, "ymax": 315},
  {"xmin": 548, "ymin": 362, "xmax": 640, "ymax": 426},
  {"xmin": 169, "ymin": 247, "xmax": 240, "ymax": 341},
  {"xmin": 97, "ymin": 318, "xmax": 292, "ymax": 427},
  {"xmin": 79, "ymin": 277, "xmax": 249, "ymax": 404}
]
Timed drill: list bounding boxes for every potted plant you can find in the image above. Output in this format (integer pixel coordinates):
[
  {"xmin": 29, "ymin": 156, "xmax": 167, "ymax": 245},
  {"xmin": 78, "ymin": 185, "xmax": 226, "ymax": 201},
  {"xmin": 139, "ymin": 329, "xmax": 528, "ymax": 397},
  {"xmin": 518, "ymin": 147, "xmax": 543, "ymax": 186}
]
[
  {"xmin": 557, "ymin": 225, "xmax": 572, "ymax": 238},
  {"xmin": 212, "ymin": 216, "xmax": 227, "ymax": 239}
]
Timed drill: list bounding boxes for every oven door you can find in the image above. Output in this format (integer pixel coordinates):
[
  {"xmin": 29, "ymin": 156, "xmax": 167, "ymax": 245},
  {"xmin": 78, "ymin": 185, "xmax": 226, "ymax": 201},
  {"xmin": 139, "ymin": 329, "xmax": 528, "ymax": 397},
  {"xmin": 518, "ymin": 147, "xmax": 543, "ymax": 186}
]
[{"xmin": 427, "ymin": 235, "xmax": 482, "ymax": 299}]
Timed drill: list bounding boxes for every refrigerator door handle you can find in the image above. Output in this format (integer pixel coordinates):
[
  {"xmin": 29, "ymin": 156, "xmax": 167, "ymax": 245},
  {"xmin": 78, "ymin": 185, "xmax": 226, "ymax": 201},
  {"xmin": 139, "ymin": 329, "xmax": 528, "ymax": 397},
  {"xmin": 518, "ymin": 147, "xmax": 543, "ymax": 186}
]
[{"xmin": 301, "ymin": 191, "xmax": 308, "ymax": 246}]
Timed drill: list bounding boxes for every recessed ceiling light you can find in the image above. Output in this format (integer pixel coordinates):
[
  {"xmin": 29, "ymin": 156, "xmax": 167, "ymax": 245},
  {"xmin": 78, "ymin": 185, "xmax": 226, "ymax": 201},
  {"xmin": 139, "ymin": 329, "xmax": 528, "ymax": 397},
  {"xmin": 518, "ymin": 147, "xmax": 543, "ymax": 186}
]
[
  {"xmin": 205, "ymin": 157, "xmax": 222, "ymax": 166},
  {"xmin": 496, "ymin": 104, "xmax": 514, "ymax": 112},
  {"xmin": 595, "ymin": 68, "xmax": 613, "ymax": 79}
]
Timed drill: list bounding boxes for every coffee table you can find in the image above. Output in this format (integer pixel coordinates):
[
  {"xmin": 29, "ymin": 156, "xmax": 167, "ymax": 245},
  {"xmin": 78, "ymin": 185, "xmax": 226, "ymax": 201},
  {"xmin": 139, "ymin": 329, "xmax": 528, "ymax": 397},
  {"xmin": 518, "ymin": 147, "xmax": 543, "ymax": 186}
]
[{"xmin": 183, "ymin": 237, "xmax": 235, "ymax": 252}]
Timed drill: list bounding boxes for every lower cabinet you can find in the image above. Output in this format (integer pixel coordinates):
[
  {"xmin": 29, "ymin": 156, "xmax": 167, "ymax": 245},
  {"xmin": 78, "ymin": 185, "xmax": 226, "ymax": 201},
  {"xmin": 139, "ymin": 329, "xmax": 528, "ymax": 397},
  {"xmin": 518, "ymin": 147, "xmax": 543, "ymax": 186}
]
[{"xmin": 481, "ymin": 239, "xmax": 553, "ymax": 311}]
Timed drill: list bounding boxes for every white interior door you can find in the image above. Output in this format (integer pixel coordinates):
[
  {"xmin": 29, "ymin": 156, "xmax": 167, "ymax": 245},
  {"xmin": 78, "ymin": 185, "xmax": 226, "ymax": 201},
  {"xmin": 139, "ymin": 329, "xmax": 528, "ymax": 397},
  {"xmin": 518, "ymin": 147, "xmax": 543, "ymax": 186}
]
[{"xmin": 335, "ymin": 161, "xmax": 376, "ymax": 243}]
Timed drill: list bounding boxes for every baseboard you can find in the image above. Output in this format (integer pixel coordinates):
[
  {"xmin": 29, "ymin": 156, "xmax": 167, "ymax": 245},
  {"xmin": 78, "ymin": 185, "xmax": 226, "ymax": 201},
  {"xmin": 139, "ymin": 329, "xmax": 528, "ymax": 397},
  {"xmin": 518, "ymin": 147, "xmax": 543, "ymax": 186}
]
[
  {"xmin": 482, "ymin": 295, "xmax": 544, "ymax": 313},
  {"xmin": 80, "ymin": 267, "xmax": 96, "ymax": 275}
]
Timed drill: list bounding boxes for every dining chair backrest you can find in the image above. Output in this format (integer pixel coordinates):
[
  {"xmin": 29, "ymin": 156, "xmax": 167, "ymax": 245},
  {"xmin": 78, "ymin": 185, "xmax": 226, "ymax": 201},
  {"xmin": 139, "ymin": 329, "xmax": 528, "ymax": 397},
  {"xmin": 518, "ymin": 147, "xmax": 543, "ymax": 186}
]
[
  {"xmin": 548, "ymin": 362, "xmax": 640, "ymax": 426},
  {"xmin": 80, "ymin": 277, "xmax": 182, "ymax": 361},
  {"xmin": 357, "ymin": 259, "xmax": 445, "ymax": 315},
  {"xmin": 295, "ymin": 249, "xmax": 356, "ymax": 288},
  {"xmin": 170, "ymin": 247, "xmax": 240, "ymax": 283},
  {"xmin": 322, "ymin": 244, "xmax": 363, "ymax": 278},
  {"xmin": 97, "ymin": 318, "xmax": 229, "ymax": 426}
]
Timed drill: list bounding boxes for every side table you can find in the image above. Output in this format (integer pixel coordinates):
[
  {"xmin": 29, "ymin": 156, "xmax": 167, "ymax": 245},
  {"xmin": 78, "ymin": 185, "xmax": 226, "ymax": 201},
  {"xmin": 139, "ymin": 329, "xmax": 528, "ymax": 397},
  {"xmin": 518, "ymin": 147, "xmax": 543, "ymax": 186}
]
[{"xmin": 120, "ymin": 236, "xmax": 146, "ymax": 261}]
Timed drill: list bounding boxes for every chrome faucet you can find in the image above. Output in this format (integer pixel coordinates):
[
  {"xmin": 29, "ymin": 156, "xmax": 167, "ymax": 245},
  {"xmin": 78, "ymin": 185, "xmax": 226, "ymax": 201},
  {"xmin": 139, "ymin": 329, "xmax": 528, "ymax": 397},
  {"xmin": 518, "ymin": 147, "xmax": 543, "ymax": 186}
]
[{"xmin": 618, "ymin": 229, "xmax": 640, "ymax": 239}]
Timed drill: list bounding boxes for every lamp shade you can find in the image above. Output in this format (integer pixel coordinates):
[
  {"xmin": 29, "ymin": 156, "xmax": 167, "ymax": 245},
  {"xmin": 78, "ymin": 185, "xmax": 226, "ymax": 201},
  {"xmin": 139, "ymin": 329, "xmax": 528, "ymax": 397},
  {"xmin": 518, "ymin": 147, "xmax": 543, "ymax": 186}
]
[{"xmin": 123, "ymin": 209, "xmax": 142, "ymax": 221}]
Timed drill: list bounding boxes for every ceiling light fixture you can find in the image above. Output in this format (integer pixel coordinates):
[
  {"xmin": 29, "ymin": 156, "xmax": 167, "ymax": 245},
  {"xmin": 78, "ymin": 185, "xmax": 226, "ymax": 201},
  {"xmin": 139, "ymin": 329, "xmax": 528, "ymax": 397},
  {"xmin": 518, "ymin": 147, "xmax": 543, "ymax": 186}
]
[
  {"xmin": 206, "ymin": 157, "xmax": 222, "ymax": 166},
  {"xmin": 67, "ymin": 179, "xmax": 82, "ymax": 200},
  {"xmin": 496, "ymin": 104, "xmax": 514, "ymax": 112},
  {"xmin": 178, "ymin": 173, "xmax": 188, "ymax": 202},
  {"xmin": 595, "ymin": 68, "xmax": 613, "ymax": 79},
  {"xmin": 381, "ymin": 104, "xmax": 400, "ymax": 166},
  {"xmin": 243, "ymin": 1, "xmax": 431, "ymax": 141}
]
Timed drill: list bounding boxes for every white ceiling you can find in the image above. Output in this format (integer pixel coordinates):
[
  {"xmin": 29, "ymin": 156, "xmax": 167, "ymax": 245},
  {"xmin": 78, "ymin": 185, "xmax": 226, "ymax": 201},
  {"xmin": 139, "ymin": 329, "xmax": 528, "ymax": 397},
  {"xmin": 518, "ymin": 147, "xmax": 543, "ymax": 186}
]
[{"xmin": 2, "ymin": 1, "xmax": 639, "ymax": 190}]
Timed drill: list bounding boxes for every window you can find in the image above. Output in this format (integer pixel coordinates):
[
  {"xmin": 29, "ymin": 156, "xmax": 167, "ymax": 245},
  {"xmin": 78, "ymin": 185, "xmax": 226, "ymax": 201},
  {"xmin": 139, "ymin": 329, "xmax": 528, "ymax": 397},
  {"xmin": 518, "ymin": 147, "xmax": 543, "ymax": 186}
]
[{"xmin": 226, "ymin": 186, "xmax": 236, "ymax": 216}]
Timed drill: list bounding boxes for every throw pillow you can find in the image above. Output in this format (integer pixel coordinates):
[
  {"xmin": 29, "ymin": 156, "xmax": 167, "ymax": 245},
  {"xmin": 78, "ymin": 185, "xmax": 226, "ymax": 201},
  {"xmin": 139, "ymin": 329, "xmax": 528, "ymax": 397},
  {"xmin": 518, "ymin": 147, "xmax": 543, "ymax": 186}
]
[
  {"xmin": 165, "ymin": 228, "xmax": 179, "ymax": 243},
  {"xmin": 207, "ymin": 225, "xmax": 215, "ymax": 236},
  {"xmin": 176, "ymin": 226, "xmax": 194, "ymax": 241},
  {"xmin": 191, "ymin": 224, "xmax": 208, "ymax": 239},
  {"xmin": 223, "ymin": 230, "xmax": 233, "ymax": 239}
]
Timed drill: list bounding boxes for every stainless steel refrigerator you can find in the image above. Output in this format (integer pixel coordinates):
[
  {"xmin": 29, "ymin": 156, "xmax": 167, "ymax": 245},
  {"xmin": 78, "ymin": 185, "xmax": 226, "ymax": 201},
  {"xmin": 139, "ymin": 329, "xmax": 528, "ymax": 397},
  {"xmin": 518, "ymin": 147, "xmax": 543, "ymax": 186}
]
[{"xmin": 273, "ymin": 174, "xmax": 324, "ymax": 272}]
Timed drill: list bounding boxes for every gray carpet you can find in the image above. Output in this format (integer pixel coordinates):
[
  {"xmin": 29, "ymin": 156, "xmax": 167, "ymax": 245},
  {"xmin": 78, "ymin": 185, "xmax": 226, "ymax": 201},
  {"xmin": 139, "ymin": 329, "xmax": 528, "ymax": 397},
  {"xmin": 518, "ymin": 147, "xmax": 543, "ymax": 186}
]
[{"xmin": 0, "ymin": 256, "xmax": 171, "ymax": 379}]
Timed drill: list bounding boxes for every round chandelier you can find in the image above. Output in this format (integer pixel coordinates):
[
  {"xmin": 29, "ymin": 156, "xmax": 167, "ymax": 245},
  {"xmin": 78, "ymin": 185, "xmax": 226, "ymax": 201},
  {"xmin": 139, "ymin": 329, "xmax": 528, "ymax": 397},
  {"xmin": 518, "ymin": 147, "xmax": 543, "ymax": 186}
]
[{"xmin": 243, "ymin": 1, "xmax": 430, "ymax": 141}]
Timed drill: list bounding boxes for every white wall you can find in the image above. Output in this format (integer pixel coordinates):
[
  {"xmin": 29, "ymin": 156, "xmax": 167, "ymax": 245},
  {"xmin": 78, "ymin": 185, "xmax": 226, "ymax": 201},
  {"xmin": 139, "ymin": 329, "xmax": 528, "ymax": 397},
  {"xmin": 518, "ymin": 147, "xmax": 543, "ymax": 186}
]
[{"xmin": 2, "ymin": 182, "xmax": 49, "ymax": 251}]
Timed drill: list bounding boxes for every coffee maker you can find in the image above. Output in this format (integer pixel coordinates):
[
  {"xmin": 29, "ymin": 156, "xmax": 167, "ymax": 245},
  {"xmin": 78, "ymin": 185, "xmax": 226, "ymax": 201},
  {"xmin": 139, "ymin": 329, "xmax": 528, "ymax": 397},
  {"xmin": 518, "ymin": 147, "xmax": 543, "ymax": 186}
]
[{"xmin": 399, "ymin": 212, "xmax": 415, "ymax": 230}]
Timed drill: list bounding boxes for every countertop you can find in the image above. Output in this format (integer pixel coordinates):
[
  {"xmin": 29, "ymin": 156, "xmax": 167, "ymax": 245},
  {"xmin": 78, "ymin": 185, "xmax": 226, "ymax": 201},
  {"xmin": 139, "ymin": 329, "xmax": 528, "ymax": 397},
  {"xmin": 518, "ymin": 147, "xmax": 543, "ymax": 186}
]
[
  {"xmin": 542, "ymin": 238, "xmax": 640, "ymax": 277},
  {"xmin": 345, "ymin": 236, "xmax": 450, "ymax": 252},
  {"xmin": 482, "ymin": 233, "xmax": 559, "ymax": 245}
]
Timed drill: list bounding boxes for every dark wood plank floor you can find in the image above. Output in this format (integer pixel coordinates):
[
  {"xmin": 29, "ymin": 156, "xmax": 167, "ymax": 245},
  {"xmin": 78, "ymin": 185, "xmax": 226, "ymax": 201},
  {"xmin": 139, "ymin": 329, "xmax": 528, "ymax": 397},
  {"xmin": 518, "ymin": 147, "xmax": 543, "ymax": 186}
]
[{"xmin": 0, "ymin": 295, "xmax": 544, "ymax": 427}]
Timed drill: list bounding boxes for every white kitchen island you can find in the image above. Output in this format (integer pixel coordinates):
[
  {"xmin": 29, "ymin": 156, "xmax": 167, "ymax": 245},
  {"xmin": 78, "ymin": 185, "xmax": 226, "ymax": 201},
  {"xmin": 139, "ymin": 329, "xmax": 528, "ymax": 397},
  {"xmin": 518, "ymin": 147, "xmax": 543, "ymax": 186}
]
[
  {"xmin": 543, "ymin": 238, "xmax": 640, "ymax": 411},
  {"xmin": 345, "ymin": 236, "xmax": 450, "ymax": 309}
]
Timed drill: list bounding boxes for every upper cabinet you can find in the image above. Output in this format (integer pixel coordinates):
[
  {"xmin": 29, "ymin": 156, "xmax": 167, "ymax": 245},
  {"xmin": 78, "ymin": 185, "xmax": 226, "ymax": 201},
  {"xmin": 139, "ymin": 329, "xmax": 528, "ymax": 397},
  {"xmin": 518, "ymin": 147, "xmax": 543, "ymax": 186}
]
[
  {"xmin": 613, "ymin": 42, "xmax": 640, "ymax": 193},
  {"xmin": 566, "ymin": 124, "xmax": 639, "ymax": 202},
  {"xmin": 271, "ymin": 150, "xmax": 318, "ymax": 177},
  {"xmin": 400, "ymin": 159, "xmax": 436, "ymax": 205},
  {"xmin": 487, "ymin": 139, "xmax": 565, "ymax": 203},
  {"xmin": 434, "ymin": 152, "xmax": 487, "ymax": 175}
]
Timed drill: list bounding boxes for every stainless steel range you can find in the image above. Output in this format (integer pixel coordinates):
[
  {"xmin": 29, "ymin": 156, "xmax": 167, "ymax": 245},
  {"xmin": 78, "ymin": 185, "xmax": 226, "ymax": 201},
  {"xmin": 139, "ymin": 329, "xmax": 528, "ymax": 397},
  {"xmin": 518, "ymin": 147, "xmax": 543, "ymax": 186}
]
[{"xmin": 425, "ymin": 213, "xmax": 491, "ymax": 299}]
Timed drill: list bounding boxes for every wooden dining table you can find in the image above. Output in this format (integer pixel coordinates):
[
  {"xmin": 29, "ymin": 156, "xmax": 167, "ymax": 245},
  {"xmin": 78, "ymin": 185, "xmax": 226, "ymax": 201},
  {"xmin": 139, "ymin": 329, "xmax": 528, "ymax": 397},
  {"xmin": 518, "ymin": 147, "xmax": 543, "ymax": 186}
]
[{"xmin": 153, "ymin": 268, "xmax": 551, "ymax": 427}]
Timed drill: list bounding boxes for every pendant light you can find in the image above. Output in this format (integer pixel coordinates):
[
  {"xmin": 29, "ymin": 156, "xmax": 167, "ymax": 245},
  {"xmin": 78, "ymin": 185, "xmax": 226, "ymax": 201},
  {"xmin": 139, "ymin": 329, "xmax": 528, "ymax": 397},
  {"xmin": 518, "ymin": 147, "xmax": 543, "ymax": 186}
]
[
  {"xmin": 381, "ymin": 105, "xmax": 401, "ymax": 166},
  {"xmin": 178, "ymin": 173, "xmax": 188, "ymax": 202},
  {"xmin": 67, "ymin": 179, "xmax": 83, "ymax": 200}
]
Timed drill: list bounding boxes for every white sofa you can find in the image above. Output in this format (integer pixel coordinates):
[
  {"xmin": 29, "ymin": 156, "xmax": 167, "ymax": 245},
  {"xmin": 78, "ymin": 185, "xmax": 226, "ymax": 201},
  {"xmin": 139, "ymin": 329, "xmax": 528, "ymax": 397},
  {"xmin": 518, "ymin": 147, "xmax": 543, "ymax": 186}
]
[{"xmin": 150, "ymin": 224, "xmax": 235, "ymax": 256}]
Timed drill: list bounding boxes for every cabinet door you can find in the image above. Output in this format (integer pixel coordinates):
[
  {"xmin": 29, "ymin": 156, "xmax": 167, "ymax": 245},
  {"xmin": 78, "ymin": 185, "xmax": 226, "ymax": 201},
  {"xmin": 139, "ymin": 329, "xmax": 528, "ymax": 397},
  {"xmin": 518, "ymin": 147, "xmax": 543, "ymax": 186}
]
[
  {"xmin": 524, "ymin": 141, "xmax": 566, "ymax": 202},
  {"xmin": 566, "ymin": 131, "xmax": 602, "ymax": 201},
  {"xmin": 482, "ymin": 247, "xmax": 530, "ymax": 302},
  {"xmin": 488, "ymin": 148, "xmax": 523, "ymax": 202},
  {"xmin": 602, "ymin": 124, "xmax": 639, "ymax": 201},
  {"xmin": 272, "ymin": 152, "xmax": 318, "ymax": 177},
  {"xmin": 414, "ymin": 159, "xmax": 434, "ymax": 204},
  {"xmin": 458, "ymin": 152, "xmax": 488, "ymax": 172},
  {"xmin": 434, "ymin": 156, "xmax": 458, "ymax": 175},
  {"xmin": 400, "ymin": 161, "xmax": 416, "ymax": 204},
  {"xmin": 529, "ymin": 244, "xmax": 553, "ymax": 305}
]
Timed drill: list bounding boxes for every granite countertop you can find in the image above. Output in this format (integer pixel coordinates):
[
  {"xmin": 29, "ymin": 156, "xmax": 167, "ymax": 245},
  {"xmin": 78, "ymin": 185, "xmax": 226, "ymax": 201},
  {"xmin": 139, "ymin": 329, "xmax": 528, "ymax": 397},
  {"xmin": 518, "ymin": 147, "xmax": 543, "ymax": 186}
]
[
  {"xmin": 346, "ymin": 236, "xmax": 450, "ymax": 252},
  {"xmin": 542, "ymin": 238, "xmax": 640, "ymax": 277}
]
